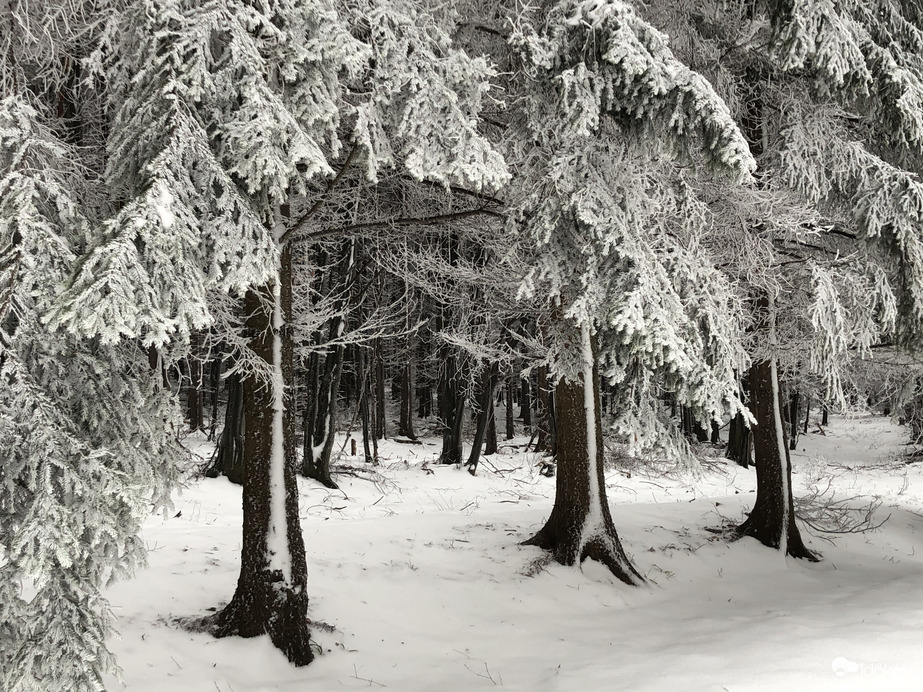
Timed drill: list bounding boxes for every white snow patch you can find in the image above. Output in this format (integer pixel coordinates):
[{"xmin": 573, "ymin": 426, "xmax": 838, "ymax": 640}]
[
  {"xmin": 153, "ymin": 184, "xmax": 175, "ymax": 229},
  {"xmin": 266, "ymin": 222, "xmax": 290, "ymax": 583},
  {"xmin": 579, "ymin": 322, "xmax": 603, "ymax": 553},
  {"xmin": 770, "ymin": 357, "xmax": 790, "ymax": 559},
  {"xmin": 103, "ymin": 415, "xmax": 923, "ymax": 691}
]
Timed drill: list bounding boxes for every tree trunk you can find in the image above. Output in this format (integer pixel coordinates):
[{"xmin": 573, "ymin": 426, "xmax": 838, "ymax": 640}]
[
  {"xmin": 535, "ymin": 365, "xmax": 557, "ymax": 455},
  {"xmin": 524, "ymin": 323, "xmax": 643, "ymax": 585},
  {"xmin": 788, "ymin": 389, "xmax": 800, "ymax": 451},
  {"xmin": 485, "ymin": 398, "xmax": 498, "ymax": 456},
  {"xmin": 208, "ymin": 371, "xmax": 245, "ymax": 485},
  {"xmin": 725, "ymin": 412, "xmax": 751, "ymax": 467},
  {"xmin": 208, "ymin": 353, "xmax": 222, "ymax": 440},
  {"xmin": 505, "ymin": 377, "xmax": 515, "ymax": 440},
  {"xmin": 374, "ymin": 337, "xmax": 386, "ymax": 440},
  {"xmin": 803, "ymin": 396, "xmax": 811, "ymax": 435},
  {"xmin": 520, "ymin": 377, "xmax": 532, "ymax": 427},
  {"xmin": 211, "ymin": 238, "xmax": 313, "ymax": 665},
  {"xmin": 438, "ymin": 347, "xmax": 466, "ymax": 464},
  {"xmin": 357, "ymin": 346, "xmax": 374, "ymax": 464},
  {"xmin": 736, "ymin": 357, "xmax": 817, "ymax": 560},
  {"xmin": 185, "ymin": 332, "xmax": 204, "ymax": 433},
  {"xmin": 398, "ymin": 361, "xmax": 417, "ymax": 439},
  {"xmin": 466, "ymin": 362, "xmax": 498, "ymax": 474}
]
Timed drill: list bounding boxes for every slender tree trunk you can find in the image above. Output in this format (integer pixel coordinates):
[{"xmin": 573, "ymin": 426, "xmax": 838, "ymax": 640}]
[
  {"xmin": 725, "ymin": 413, "xmax": 751, "ymax": 467},
  {"xmin": 398, "ymin": 361, "xmax": 417, "ymax": 439},
  {"xmin": 822, "ymin": 406, "xmax": 828, "ymax": 427},
  {"xmin": 208, "ymin": 371, "xmax": 245, "ymax": 485},
  {"xmin": 466, "ymin": 362, "xmax": 498, "ymax": 474},
  {"xmin": 211, "ymin": 236, "xmax": 313, "ymax": 665},
  {"xmin": 520, "ymin": 377, "xmax": 532, "ymax": 427},
  {"xmin": 208, "ymin": 353, "xmax": 222, "ymax": 440},
  {"xmin": 788, "ymin": 389, "xmax": 800, "ymax": 451},
  {"xmin": 535, "ymin": 365, "xmax": 557, "ymax": 455},
  {"xmin": 485, "ymin": 404, "xmax": 498, "ymax": 456},
  {"xmin": 710, "ymin": 421, "xmax": 721, "ymax": 445},
  {"xmin": 736, "ymin": 356, "xmax": 817, "ymax": 560},
  {"xmin": 524, "ymin": 323, "xmax": 643, "ymax": 585},
  {"xmin": 357, "ymin": 346, "xmax": 374, "ymax": 464},
  {"xmin": 505, "ymin": 377, "xmax": 515, "ymax": 440},
  {"xmin": 185, "ymin": 332, "xmax": 204, "ymax": 433},
  {"xmin": 374, "ymin": 338, "xmax": 386, "ymax": 440},
  {"xmin": 438, "ymin": 347, "xmax": 466, "ymax": 464},
  {"xmin": 803, "ymin": 396, "xmax": 811, "ymax": 435}
]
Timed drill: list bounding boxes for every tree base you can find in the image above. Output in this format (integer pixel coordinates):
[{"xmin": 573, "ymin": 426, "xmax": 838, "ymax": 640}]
[
  {"xmin": 194, "ymin": 582, "xmax": 314, "ymax": 666},
  {"xmin": 301, "ymin": 463, "xmax": 339, "ymax": 490},
  {"xmin": 735, "ymin": 517, "xmax": 819, "ymax": 562},
  {"xmin": 524, "ymin": 521, "xmax": 644, "ymax": 586}
]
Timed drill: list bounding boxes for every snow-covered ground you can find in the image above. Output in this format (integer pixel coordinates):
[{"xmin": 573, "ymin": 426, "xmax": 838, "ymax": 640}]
[{"xmin": 103, "ymin": 414, "xmax": 923, "ymax": 691}]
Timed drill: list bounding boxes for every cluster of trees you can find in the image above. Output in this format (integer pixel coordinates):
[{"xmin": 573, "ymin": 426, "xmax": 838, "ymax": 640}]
[{"xmin": 4, "ymin": 0, "xmax": 923, "ymax": 688}]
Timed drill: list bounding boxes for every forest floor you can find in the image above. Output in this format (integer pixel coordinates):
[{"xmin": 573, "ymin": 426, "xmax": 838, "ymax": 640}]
[{"xmin": 103, "ymin": 413, "xmax": 923, "ymax": 691}]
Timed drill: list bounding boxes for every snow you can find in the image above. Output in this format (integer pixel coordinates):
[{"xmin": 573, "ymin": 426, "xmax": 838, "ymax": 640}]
[
  {"xmin": 102, "ymin": 414, "xmax": 923, "ymax": 691},
  {"xmin": 266, "ymin": 226, "xmax": 290, "ymax": 582},
  {"xmin": 770, "ymin": 358, "xmax": 790, "ymax": 557},
  {"xmin": 152, "ymin": 184, "xmax": 174, "ymax": 230}
]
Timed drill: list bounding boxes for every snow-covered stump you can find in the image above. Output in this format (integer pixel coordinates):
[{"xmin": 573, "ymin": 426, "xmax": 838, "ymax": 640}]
[
  {"xmin": 524, "ymin": 324, "xmax": 644, "ymax": 586},
  {"xmin": 736, "ymin": 357, "xmax": 817, "ymax": 561},
  {"xmin": 209, "ymin": 243, "xmax": 314, "ymax": 665}
]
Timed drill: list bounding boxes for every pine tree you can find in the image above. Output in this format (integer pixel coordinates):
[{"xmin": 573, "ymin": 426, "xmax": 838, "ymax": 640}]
[
  {"xmin": 506, "ymin": 0, "xmax": 756, "ymax": 583},
  {"xmin": 654, "ymin": 0, "xmax": 923, "ymax": 558},
  {"xmin": 1, "ymin": 11, "xmax": 183, "ymax": 688}
]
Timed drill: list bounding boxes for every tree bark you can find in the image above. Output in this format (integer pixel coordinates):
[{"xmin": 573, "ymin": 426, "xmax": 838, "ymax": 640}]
[
  {"xmin": 736, "ymin": 356, "xmax": 817, "ymax": 560},
  {"xmin": 466, "ymin": 362, "xmax": 498, "ymax": 474},
  {"xmin": 535, "ymin": 365, "xmax": 557, "ymax": 455},
  {"xmin": 208, "ymin": 371, "xmax": 245, "ymax": 485},
  {"xmin": 185, "ymin": 331, "xmax": 204, "ymax": 433},
  {"xmin": 211, "ymin": 239, "xmax": 313, "ymax": 665},
  {"xmin": 520, "ymin": 377, "xmax": 532, "ymax": 427},
  {"xmin": 398, "ymin": 361, "xmax": 417, "ymax": 439},
  {"xmin": 373, "ymin": 337, "xmax": 386, "ymax": 440},
  {"xmin": 438, "ymin": 346, "xmax": 466, "ymax": 464},
  {"xmin": 505, "ymin": 377, "xmax": 515, "ymax": 440},
  {"xmin": 725, "ymin": 412, "xmax": 751, "ymax": 467},
  {"xmin": 524, "ymin": 323, "xmax": 643, "ymax": 585}
]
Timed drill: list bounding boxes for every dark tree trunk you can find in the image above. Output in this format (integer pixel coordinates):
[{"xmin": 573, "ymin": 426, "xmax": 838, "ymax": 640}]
[
  {"xmin": 822, "ymin": 406, "xmax": 828, "ymax": 427},
  {"xmin": 803, "ymin": 396, "xmax": 811, "ymax": 435},
  {"xmin": 208, "ymin": 354, "xmax": 222, "ymax": 440},
  {"xmin": 681, "ymin": 406, "xmax": 709, "ymax": 443},
  {"xmin": 505, "ymin": 377, "xmax": 515, "ymax": 440},
  {"xmin": 301, "ymin": 338, "xmax": 344, "ymax": 489},
  {"xmin": 466, "ymin": 363, "xmax": 498, "ymax": 474},
  {"xmin": 185, "ymin": 332, "xmax": 204, "ymax": 433},
  {"xmin": 210, "ymin": 241, "xmax": 313, "ymax": 665},
  {"xmin": 788, "ymin": 389, "xmax": 800, "ymax": 451},
  {"xmin": 357, "ymin": 346, "xmax": 374, "ymax": 464},
  {"xmin": 736, "ymin": 357, "xmax": 817, "ymax": 560},
  {"xmin": 374, "ymin": 338, "xmax": 386, "ymax": 440},
  {"xmin": 520, "ymin": 377, "xmax": 532, "ymax": 427},
  {"xmin": 524, "ymin": 323, "xmax": 643, "ymax": 585},
  {"xmin": 725, "ymin": 413, "xmax": 752, "ymax": 467},
  {"xmin": 535, "ymin": 365, "xmax": 557, "ymax": 455},
  {"xmin": 417, "ymin": 385, "xmax": 432, "ymax": 419},
  {"xmin": 710, "ymin": 420, "xmax": 721, "ymax": 445},
  {"xmin": 485, "ymin": 402, "xmax": 498, "ymax": 456},
  {"xmin": 398, "ymin": 361, "xmax": 417, "ymax": 439},
  {"xmin": 208, "ymin": 371, "xmax": 245, "ymax": 485},
  {"xmin": 438, "ymin": 347, "xmax": 466, "ymax": 464}
]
